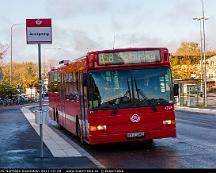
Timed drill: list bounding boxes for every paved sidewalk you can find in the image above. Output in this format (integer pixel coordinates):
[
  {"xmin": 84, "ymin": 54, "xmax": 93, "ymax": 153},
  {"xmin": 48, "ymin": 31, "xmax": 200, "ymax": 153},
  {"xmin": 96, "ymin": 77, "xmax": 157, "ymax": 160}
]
[{"xmin": 175, "ymin": 105, "xmax": 216, "ymax": 115}]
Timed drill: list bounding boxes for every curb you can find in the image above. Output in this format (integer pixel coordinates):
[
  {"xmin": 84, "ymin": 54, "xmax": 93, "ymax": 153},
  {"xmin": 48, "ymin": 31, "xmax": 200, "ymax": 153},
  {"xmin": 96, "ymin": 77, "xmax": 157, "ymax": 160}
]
[{"xmin": 175, "ymin": 106, "xmax": 216, "ymax": 115}]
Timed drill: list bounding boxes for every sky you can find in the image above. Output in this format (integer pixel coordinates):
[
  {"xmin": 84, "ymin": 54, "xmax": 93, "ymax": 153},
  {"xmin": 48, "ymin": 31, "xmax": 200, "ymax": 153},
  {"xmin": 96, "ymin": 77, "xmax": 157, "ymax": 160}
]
[{"xmin": 1, "ymin": 0, "xmax": 216, "ymax": 65}]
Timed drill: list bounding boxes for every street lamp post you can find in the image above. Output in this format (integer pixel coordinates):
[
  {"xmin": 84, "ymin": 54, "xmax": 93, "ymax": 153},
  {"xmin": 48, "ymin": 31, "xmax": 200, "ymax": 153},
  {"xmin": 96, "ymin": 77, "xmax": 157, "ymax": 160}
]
[
  {"xmin": 10, "ymin": 23, "xmax": 23, "ymax": 85},
  {"xmin": 193, "ymin": 0, "xmax": 208, "ymax": 107},
  {"xmin": 201, "ymin": 0, "xmax": 208, "ymax": 107},
  {"xmin": 193, "ymin": 17, "xmax": 203, "ymax": 94}
]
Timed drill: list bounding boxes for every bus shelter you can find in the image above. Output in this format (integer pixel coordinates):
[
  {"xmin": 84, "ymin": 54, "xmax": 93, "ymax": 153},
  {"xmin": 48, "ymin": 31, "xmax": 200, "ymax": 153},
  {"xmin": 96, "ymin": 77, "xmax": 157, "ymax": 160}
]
[{"xmin": 174, "ymin": 78, "xmax": 202, "ymax": 107}]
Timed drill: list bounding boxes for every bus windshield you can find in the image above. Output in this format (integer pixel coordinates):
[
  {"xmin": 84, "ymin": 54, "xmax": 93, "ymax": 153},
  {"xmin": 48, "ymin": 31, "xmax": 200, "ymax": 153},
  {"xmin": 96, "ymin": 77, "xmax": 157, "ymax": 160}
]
[{"xmin": 88, "ymin": 67, "xmax": 174, "ymax": 110}]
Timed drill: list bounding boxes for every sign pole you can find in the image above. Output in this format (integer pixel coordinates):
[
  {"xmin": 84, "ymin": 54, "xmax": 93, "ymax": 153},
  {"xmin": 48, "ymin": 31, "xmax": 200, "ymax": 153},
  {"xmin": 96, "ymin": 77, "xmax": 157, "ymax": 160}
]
[
  {"xmin": 26, "ymin": 18, "xmax": 52, "ymax": 158},
  {"xmin": 38, "ymin": 43, "xmax": 43, "ymax": 158}
]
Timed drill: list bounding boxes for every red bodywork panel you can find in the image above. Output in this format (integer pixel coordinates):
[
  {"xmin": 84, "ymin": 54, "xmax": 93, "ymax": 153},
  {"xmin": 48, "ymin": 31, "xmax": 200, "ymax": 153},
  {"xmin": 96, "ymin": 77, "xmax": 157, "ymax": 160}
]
[{"xmin": 88, "ymin": 105, "xmax": 176, "ymax": 144}]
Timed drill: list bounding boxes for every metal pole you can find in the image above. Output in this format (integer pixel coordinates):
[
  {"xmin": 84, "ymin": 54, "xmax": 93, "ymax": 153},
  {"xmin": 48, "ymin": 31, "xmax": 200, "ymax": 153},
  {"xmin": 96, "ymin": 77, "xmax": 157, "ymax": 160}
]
[
  {"xmin": 38, "ymin": 43, "xmax": 43, "ymax": 157},
  {"xmin": 40, "ymin": 123, "xmax": 43, "ymax": 157},
  {"xmin": 10, "ymin": 26, "xmax": 13, "ymax": 85},
  {"xmin": 201, "ymin": 0, "xmax": 207, "ymax": 107},
  {"xmin": 10, "ymin": 23, "xmax": 24, "ymax": 85},
  {"xmin": 199, "ymin": 20, "xmax": 203, "ymax": 94},
  {"xmin": 38, "ymin": 43, "xmax": 42, "ymax": 110}
]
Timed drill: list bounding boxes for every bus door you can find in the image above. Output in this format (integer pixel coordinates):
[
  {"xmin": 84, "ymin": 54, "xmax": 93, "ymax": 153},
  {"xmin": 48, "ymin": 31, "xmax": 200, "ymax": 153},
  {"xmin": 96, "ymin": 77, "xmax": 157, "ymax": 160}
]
[
  {"xmin": 59, "ymin": 73, "xmax": 66, "ymax": 127},
  {"xmin": 80, "ymin": 73, "xmax": 89, "ymax": 141}
]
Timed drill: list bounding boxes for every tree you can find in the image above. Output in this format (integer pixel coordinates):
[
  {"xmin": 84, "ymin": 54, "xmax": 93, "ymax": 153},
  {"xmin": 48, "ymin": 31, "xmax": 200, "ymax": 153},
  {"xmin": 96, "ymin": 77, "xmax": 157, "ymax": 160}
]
[
  {"xmin": 0, "ymin": 81, "xmax": 19, "ymax": 99},
  {"xmin": 171, "ymin": 41, "xmax": 216, "ymax": 79},
  {"xmin": 0, "ymin": 43, "xmax": 8, "ymax": 60},
  {"xmin": 2, "ymin": 62, "xmax": 39, "ymax": 90},
  {"xmin": 1, "ymin": 61, "xmax": 52, "ymax": 92},
  {"xmin": 0, "ymin": 43, "xmax": 8, "ymax": 82},
  {"xmin": 175, "ymin": 42, "xmax": 200, "ymax": 57}
]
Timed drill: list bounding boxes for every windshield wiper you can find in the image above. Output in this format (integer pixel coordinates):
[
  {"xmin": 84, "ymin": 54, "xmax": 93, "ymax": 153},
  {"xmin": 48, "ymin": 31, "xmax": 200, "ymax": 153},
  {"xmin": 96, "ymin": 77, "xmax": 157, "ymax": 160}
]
[
  {"xmin": 127, "ymin": 78, "xmax": 132, "ymax": 102},
  {"xmin": 111, "ymin": 103, "xmax": 119, "ymax": 116},
  {"xmin": 134, "ymin": 77, "xmax": 147, "ymax": 100},
  {"xmin": 157, "ymin": 98, "xmax": 172, "ymax": 104},
  {"xmin": 141, "ymin": 99, "xmax": 158, "ymax": 112},
  {"xmin": 131, "ymin": 76, "xmax": 135, "ymax": 102},
  {"xmin": 134, "ymin": 77, "xmax": 140, "ymax": 101}
]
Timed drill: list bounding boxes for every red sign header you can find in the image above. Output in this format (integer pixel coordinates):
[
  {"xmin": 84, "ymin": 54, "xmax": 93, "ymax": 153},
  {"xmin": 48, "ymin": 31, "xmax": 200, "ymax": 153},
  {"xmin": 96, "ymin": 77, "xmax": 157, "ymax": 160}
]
[{"xmin": 26, "ymin": 18, "xmax": 52, "ymax": 27}]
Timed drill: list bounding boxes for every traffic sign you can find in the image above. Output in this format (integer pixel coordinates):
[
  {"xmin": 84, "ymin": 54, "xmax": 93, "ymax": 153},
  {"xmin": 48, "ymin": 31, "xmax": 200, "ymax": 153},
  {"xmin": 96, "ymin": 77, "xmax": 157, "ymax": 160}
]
[{"xmin": 26, "ymin": 18, "xmax": 52, "ymax": 44}]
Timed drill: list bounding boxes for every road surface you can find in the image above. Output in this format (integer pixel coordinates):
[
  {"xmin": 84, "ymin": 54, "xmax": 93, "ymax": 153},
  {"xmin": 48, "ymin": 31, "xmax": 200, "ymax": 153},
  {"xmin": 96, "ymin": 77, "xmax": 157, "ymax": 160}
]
[{"xmin": 52, "ymin": 110, "xmax": 216, "ymax": 168}]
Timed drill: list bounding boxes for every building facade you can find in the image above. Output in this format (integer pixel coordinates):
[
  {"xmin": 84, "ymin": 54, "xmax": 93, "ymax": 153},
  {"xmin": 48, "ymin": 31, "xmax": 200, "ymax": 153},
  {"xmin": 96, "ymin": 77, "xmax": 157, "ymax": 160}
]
[{"xmin": 206, "ymin": 55, "xmax": 216, "ymax": 90}]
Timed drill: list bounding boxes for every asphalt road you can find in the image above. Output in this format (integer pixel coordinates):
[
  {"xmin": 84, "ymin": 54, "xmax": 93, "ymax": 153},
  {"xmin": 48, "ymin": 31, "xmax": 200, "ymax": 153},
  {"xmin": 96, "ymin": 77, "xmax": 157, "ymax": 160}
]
[{"xmin": 54, "ymin": 110, "xmax": 216, "ymax": 168}]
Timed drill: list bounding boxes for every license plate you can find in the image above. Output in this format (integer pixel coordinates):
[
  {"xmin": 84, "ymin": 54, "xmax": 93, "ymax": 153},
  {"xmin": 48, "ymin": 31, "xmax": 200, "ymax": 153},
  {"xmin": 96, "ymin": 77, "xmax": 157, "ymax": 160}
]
[{"xmin": 127, "ymin": 132, "xmax": 145, "ymax": 138}]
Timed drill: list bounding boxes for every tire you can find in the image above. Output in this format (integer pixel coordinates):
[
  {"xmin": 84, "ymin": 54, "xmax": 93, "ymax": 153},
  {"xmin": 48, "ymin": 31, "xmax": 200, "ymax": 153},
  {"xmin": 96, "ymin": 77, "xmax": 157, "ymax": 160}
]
[{"xmin": 145, "ymin": 139, "xmax": 154, "ymax": 144}]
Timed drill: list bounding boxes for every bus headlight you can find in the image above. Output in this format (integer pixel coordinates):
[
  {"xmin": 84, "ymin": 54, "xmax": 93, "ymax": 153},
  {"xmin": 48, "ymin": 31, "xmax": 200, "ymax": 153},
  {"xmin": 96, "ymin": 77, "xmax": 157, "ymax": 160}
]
[
  {"xmin": 97, "ymin": 125, "xmax": 107, "ymax": 131},
  {"xmin": 163, "ymin": 120, "xmax": 176, "ymax": 125},
  {"xmin": 90, "ymin": 125, "xmax": 107, "ymax": 131}
]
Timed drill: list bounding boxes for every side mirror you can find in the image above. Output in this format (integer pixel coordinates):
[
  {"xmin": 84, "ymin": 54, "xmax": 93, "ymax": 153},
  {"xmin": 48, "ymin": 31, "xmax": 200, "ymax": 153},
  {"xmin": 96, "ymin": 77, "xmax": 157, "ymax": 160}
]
[
  {"xmin": 173, "ymin": 84, "xmax": 179, "ymax": 96},
  {"xmin": 82, "ymin": 73, "xmax": 88, "ymax": 87}
]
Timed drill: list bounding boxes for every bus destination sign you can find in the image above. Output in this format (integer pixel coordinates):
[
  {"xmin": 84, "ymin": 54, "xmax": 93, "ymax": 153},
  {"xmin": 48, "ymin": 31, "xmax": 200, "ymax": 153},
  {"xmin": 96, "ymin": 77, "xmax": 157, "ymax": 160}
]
[{"xmin": 98, "ymin": 50, "xmax": 161, "ymax": 65}]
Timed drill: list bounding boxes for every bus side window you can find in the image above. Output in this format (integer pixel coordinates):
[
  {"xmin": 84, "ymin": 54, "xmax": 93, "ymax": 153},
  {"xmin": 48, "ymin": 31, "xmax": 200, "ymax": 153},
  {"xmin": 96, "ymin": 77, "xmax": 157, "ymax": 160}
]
[
  {"xmin": 75, "ymin": 72, "xmax": 79, "ymax": 100},
  {"xmin": 88, "ymin": 74, "xmax": 100, "ymax": 109},
  {"xmin": 65, "ymin": 73, "xmax": 70, "ymax": 99},
  {"xmin": 68, "ymin": 72, "xmax": 79, "ymax": 101},
  {"xmin": 57, "ymin": 71, "xmax": 61, "ymax": 93},
  {"xmin": 68, "ymin": 73, "xmax": 74, "ymax": 100},
  {"xmin": 61, "ymin": 73, "xmax": 65, "ymax": 99}
]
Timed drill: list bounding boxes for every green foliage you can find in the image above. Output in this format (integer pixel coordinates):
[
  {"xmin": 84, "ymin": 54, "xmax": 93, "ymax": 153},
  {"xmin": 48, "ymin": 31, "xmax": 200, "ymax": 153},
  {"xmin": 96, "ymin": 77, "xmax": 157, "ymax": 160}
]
[{"xmin": 0, "ymin": 81, "xmax": 19, "ymax": 99}]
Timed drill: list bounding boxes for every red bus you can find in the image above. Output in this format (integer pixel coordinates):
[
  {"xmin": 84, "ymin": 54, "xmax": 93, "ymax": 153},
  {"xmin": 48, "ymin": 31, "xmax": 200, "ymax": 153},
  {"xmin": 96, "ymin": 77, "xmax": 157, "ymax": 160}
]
[{"xmin": 48, "ymin": 48, "xmax": 176, "ymax": 145}]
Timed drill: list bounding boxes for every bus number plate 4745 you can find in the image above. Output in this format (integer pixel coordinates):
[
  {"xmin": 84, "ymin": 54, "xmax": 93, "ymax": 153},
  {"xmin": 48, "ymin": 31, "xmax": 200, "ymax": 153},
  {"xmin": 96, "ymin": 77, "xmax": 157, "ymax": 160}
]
[{"xmin": 127, "ymin": 132, "xmax": 145, "ymax": 138}]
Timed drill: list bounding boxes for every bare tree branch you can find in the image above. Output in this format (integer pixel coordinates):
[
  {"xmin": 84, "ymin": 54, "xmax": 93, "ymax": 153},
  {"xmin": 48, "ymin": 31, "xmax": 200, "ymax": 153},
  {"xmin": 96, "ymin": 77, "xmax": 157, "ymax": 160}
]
[{"xmin": 0, "ymin": 43, "xmax": 9, "ymax": 60}]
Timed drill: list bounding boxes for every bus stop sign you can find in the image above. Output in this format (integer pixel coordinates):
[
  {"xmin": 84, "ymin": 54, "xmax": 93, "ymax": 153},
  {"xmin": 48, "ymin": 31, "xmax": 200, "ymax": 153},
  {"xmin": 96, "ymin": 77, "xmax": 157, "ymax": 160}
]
[
  {"xmin": 26, "ymin": 18, "xmax": 52, "ymax": 158},
  {"xmin": 26, "ymin": 18, "xmax": 52, "ymax": 44}
]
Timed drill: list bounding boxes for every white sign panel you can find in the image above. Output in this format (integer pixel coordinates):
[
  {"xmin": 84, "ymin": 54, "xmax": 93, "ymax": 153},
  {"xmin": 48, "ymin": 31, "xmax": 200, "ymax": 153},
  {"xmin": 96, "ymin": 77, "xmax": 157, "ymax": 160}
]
[
  {"xmin": 26, "ymin": 19, "xmax": 52, "ymax": 44},
  {"xmin": 27, "ymin": 27, "xmax": 52, "ymax": 43}
]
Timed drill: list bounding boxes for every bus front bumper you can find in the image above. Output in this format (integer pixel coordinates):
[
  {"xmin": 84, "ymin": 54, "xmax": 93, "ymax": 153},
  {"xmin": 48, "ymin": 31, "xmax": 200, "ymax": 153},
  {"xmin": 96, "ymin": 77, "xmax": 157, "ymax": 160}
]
[{"xmin": 88, "ymin": 128, "xmax": 176, "ymax": 145}]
